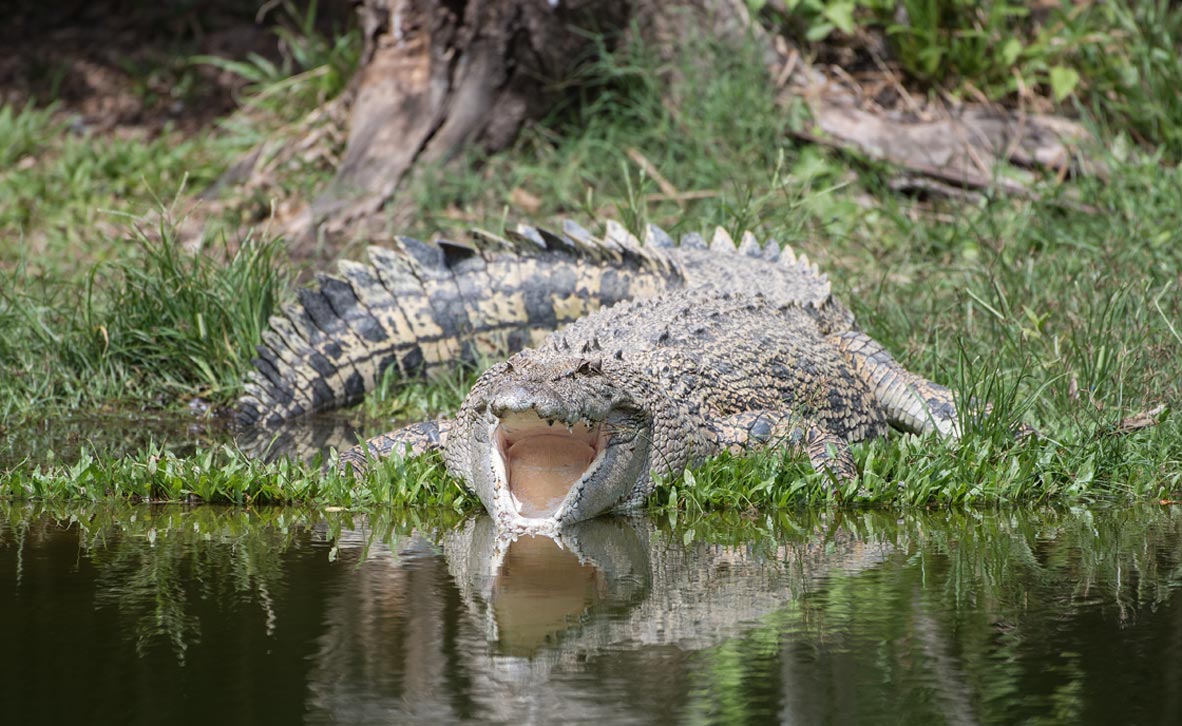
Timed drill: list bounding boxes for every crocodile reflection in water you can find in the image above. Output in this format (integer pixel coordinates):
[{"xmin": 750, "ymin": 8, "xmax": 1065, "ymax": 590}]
[
  {"xmin": 479, "ymin": 530, "xmax": 617, "ymax": 657},
  {"xmin": 305, "ymin": 514, "xmax": 895, "ymax": 723},
  {"xmin": 443, "ymin": 516, "xmax": 650, "ymax": 658}
]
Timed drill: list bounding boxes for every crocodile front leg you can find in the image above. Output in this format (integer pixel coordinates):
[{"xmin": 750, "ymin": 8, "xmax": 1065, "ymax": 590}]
[
  {"xmin": 339, "ymin": 420, "xmax": 451, "ymax": 474},
  {"xmin": 709, "ymin": 410, "xmax": 859, "ymax": 484}
]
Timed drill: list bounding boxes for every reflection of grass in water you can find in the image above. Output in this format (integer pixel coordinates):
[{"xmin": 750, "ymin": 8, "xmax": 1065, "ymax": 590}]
[
  {"xmin": 680, "ymin": 505, "xmax": 1182, "ymax": 724},
  {"xmin": 76, "ymin": 506, "xmax": 308, "ymax": 662},
  {"xmin": 1, "ymin": 501, "xmax": 1178, "ymax": 711},
  {"xmin": 0, "ymin": 502, "xmax": 467, "ymax": 661},
  {"xmin": 93, "ymin": 531, "xmax": 202, "ymax": 661}
]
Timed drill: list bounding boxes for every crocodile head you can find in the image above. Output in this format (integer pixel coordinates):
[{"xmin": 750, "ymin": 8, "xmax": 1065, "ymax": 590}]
[{"xmin": 449, "ymin": 354, "xmax": 655, "ymax": 533}]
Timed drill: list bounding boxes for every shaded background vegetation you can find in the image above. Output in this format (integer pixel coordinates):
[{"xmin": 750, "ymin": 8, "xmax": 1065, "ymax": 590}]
[{"xmin": 0, "ymin": 0, "xmax": 1179, "ymax": 506}]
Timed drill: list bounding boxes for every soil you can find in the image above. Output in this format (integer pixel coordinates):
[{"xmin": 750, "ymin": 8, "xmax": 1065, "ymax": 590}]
[{"xmin": 0, "ymin": 0, "xmax": 355, "ymax": 138}]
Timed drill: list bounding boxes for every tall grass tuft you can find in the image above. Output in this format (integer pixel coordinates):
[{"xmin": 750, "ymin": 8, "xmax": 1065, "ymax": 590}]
[
  {"xmin": 92, "ymin": 222, "xmax": 285, "ymax": 398},
  {"xmin": 0, "ymin": 223, "xmax": 286, "ymax": 419}
]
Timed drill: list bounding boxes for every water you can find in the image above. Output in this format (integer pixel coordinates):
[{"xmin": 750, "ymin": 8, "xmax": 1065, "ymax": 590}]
[{"xmin": 2, "ymin": 503, "xmax": 1180, "ymax": 725}]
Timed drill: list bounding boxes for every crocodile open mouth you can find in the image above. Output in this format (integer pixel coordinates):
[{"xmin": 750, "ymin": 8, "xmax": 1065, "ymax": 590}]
[{"xmin": 494, "ymin": 411, "xmax": 611, "ymax": 519}]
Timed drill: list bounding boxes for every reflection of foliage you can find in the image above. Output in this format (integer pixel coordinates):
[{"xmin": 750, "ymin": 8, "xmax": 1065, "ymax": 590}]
[
  {"xmin": 679, "ymin": 505, "xmax": 1182, "ymax": 724},
  {"xmin": 667, "ymin": 505, "xmax": 1182, "ymax": 615},
  {"xmin": 2, "ymin": 501, "xmax": 1180, "ymax": 720},
  {"xmin": 80, "ymin": 504, "xmax": 307, "ymax": 663},
  {"xmin": 3, "ymin": 502, "xmax": 316, "ymax": 663},
  {"xmin": 0, "ymin": 501, "xmax": 465, "ymax": 663},
  {"xmin": 92, "ymin": 528, "xmax": 202, "ymax": 661}
]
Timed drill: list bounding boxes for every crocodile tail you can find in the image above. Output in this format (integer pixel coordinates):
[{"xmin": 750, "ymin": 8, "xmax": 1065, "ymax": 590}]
[{"xmin": 236, "ymin": 221, "xmax": 681, "ymax": 426}]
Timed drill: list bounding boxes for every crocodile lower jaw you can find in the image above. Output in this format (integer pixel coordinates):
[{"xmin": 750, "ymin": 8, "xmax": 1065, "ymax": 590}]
[{"xmin": 493, "ymin": 411, "xmax": 610, "ymax": 520}]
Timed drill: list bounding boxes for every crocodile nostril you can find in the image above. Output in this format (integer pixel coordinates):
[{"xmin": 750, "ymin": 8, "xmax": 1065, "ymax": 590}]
[{"xmin": 489, "ymin": 386, "xmax": 541, "ymax": 418}]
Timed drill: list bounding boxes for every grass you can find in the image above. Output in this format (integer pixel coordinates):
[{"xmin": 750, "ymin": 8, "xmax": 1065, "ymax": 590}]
[
  {"xmin": 1, "ymin": 6, "xmax": 1180, "ymax": 510},
  {"xmin": 1, "ymin": 443, "xmax": 468, "ymax": 510},
  {"xmin": 0, "ymin": 123, "xmax": 244, "ymax": 274},
  {"xmin": 0, "ymin": 224, "xmax": 285, "ymax": 421}
]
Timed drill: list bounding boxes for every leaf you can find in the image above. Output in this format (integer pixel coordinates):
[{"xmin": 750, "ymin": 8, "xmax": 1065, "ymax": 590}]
[
  {"xmin": 1049, "ymin": 65, "xmax": 1081, "ymax": 101},
  {"xmin": 805, "ymin": 21, "xmax": 835, "ymax": 42},
  {"xmin": 918, "ymin": 46, "xmax": 945, "ymax": 76},
  {"xmin": 1001, "ymin": 38, "xmax": 1023, "ymax": 67},
  {"xmin": 822, "ymin": 2, "xmax": 857, "ymax": 34}
]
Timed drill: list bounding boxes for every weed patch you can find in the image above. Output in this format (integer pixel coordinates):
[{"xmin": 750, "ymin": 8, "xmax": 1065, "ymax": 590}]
[{"xmin": 0, "ymin": 224, "xmax": 285, "ymax": 419}]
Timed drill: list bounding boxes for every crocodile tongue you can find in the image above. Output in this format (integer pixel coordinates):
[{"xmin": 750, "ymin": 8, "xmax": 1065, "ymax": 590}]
[{"xmin": 494, "ymin": 411, "xmax": 607, "ymax": 518}]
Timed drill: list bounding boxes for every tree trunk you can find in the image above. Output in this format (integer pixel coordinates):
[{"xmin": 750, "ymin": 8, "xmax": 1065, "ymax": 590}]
[
  {"xmin": 299, "ymin": 0, "xmax": 630, "ymax": 245},
  {"xmin": 278, "ymin": 0, "xmax": 756, "ymax": 255}
]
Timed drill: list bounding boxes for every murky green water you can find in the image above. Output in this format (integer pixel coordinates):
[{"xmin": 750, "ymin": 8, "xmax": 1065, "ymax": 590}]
[{"xmin": 2, "ymin": 503, "xmax": 1180, "ymax": 725}]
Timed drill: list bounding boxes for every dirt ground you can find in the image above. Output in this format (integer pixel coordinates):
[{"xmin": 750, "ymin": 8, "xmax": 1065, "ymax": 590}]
[{"xmin": 0, "ymin": 0, "xmax": 354, "ymax": 138}]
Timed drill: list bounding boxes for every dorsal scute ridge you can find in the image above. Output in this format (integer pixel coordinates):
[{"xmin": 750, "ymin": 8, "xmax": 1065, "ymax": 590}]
[
  {"xmin": 435, "ymin": 238, "xmax": 480, "ymax": 268},
  {"xmin": 507, "ymin": 224, "xmax": 548, "ymax": 251},
  {"xmin": 599, "ymin": 219, "xmax": 627, "ymax": 252},
  {"xmin": 602, "ymin": 219, "xmax": 675, "ymax": 272},
  {"xmin": 395, "ymin": 235, "xmax": 446, "ymax": 275},
  {"xmin": 795, "ymin": 253, "xmax": 821, "ymax": 279},
  {"xmin": 709, "ymin": 226, "xmax": 735, "ymax": 252},
  {"xmin": 467, "ymin": 228, "xmax": 516, "ymax": 254},
  {"xmin": 474, "ymin": 219, "xmax": 675, "ymax": 273},
  {"xmin": 337, "ymin": 258, "xmax": 391, "ymax": 309},
  {"xmin": 738, "ymin": 231, "xmax": 762, "ymax": 257},
  {"xmin": 370, "ymin": 219, "xmax": 822, "ymax": 274},
  {"xmin": 644, "ymin": 223, "xmax": 676, "ymax": 249},
  {"xmin": 367, "ymin": 245, "xmax": 423, "ymax": 290},
  {"xmin": 535, "ymin": 226, "xmax": 577, "ymax": 254},
  {"xmin": 761, "ymin": 238, "xmax": 781, "ymax": 262},
  {"xmin": 561, "ymin": 218, "xmax": 600, "ymax": 252}
]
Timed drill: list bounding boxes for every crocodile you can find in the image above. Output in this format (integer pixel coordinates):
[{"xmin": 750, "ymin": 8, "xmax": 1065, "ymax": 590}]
[
  {"xmin": 237, "ymin": 219, "xmax": 847, "ymax": 427},
  {"xmin": 343, "ymin": 280, "xmax": 963, "ymax": 534}
]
